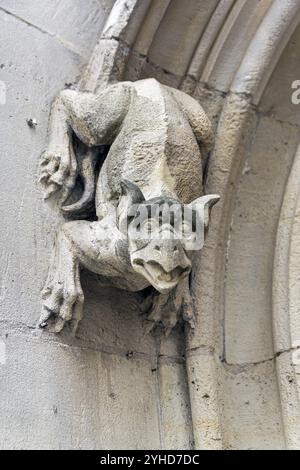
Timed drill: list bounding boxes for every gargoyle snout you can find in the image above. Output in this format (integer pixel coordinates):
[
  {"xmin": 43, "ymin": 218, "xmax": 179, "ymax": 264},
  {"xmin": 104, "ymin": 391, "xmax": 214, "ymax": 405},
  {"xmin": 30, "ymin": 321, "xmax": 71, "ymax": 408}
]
[
  {"xmin": 131, "ymin": 238, "xmax": 191, "ymax": 293},
  {"xmin": 148, "ymin": 239, "xmax": 191, "ymax": 272}
]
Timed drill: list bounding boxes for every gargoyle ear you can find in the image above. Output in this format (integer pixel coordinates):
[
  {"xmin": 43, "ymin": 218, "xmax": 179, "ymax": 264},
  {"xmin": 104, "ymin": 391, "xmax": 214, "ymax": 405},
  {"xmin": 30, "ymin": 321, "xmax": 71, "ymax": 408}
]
[
  {"xmin": 117, "ymin": 179, "xmax": 145, "ymax": 233},
  {"xmin": 120, "ymin": 179, "xmax": 145, "ymax": 204},
  {"xmin": 188, "ymin": 194, "xmax": 220, "ymax": 230}
]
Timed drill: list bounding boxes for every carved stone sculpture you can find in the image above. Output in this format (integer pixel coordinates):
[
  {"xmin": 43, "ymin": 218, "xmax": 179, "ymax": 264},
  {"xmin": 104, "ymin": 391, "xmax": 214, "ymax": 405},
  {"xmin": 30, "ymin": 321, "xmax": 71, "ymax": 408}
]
[{"xmin": 39, "ymin": 78, "xmax": 219, "ymax": 334}]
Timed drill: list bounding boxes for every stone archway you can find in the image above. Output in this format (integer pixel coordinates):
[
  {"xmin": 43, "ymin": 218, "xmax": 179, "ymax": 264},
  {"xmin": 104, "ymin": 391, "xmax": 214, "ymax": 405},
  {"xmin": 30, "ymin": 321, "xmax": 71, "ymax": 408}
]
[{"xmin": 87, "ymin": 0, "xmax": 300, "ymax": 449}]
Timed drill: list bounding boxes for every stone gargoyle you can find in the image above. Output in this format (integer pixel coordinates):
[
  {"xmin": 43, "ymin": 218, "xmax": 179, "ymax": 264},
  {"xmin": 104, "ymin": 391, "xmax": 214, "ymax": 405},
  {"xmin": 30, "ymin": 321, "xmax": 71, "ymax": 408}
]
[{"xmin": 39, "ymin": 78, "xmax": 219, "ymax": 334}]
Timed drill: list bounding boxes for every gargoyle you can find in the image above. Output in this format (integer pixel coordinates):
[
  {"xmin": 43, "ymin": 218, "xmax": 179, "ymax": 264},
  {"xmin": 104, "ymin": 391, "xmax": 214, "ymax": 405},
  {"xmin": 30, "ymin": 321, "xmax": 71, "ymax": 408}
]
[{"xmin": 39, "ymin": 78, "xmax": 219, "ymax": 334}]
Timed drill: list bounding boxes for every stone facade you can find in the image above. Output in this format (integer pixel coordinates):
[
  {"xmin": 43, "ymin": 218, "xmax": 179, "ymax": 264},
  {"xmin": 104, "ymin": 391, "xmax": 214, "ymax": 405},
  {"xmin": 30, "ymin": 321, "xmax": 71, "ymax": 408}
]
[{"xmin": 1, "ymin": 0, "xmax": 300, "ymax": 450}]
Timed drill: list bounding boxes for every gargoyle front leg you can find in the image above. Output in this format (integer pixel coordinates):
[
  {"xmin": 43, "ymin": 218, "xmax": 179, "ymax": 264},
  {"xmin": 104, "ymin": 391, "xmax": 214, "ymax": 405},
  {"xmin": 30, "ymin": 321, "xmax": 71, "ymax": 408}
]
[
  {"xmin": 40, "ymin": 226, "xmax": 84, "ymax": 333},
  {"xmin": 40, "ymin": 218, "xmax": 125, "ymax": 334},
  {"xmin": 145, "ymin": 276, "xmax": 195, "ymax": 335}
]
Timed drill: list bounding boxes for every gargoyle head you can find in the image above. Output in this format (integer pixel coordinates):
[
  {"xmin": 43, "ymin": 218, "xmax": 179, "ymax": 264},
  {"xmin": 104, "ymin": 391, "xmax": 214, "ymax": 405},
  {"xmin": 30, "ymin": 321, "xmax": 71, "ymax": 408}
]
[{"xmin": 118, "ymin": 180, "xmax": 220, "ymax": 294}]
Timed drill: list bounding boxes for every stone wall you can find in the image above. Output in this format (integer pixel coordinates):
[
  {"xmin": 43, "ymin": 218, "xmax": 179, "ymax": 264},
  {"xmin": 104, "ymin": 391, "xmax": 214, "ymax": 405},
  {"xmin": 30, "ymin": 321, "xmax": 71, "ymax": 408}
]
[
  {"xmin": 1, "ymin": 0, "xmax": 300, "ymax": 450},
  {"xmin": 0, "ymin": 0, "xmax": 193, "ymax": 450}
]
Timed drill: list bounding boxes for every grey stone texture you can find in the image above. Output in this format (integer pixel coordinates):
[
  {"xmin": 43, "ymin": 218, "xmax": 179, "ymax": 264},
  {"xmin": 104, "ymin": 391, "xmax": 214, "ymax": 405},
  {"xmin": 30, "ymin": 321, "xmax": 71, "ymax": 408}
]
[
  {"xmin": 0, "ymin": 0, "xmax": 193, "ymax": 450},
  {"xmin": 2, "ymin": 0, "xmax": 300, "ymax": 450},
  {"xmin": 39, "ymin": 77, "xmax": 219, "ymax": 334}
]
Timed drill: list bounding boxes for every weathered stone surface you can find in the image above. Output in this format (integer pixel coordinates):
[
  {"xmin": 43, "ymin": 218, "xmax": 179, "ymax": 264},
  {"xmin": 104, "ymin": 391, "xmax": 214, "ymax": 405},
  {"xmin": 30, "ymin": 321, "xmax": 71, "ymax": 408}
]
[
  {"xmin": 158, "ymin": 359, "xmax": 193, "ymax": 449},
  {"xmin": 189, "ymin": 92, "xmax": 256, "ymax": 355},
  {"xmin": 220, "ymin": 360, "xmax": 285, "ymax": 450},
  {"xmin": 202, "ymin": 0, "xmax": 272, "ymax": 92},
  {"xmin": 39, "ymin": 78, "xmax": 219, "ymax": 334},
  {"xmin": 0, "ymin": 1, "xmax": 198, "ymax": 451},
  {"xmin": 231, "ymin": 0, "xmax": 300, "ymax": 104},
  {"xmin": 76, "ymin": 272, "xmax": 157, "ymax": 356},
  {"xmin": 225, "ymin": 116, "xmax": 298, "ymax": 364},
  {"xmin": 193, "ymin": 83, "xmax": 225, "ymax": 131},
  {"xmin": 260, "ymin": 21, "xmax": 300, "ymax": 126},
  {"xmin": 275, "ymin": 351, "xmax": 300, "ymax": 449},
  {"xmin": 101, "ymin": 0, "xmax": 151, "ymax": 46},
  {"xmin": 0, "ymin": 329, "xmax": 160, "ymax": 449},
  {"xmin": 0, "ymin": 0, "xmax": 114, "ymax": 59},
  {"xmin": 147, "ymin": 0, "xmax": 219, "ymax": 77},
  {"xmin": 132, "ymin": 0, "xmax": 170, "ymax": 56},
  {"xmin": 186, "ymin": 351, "xmax": 222, "ymax": 450},
  {"xmin": 127, "ymin": 56, "xmax": 181, "ymax": 88},
  {"xmin": 272, "ymin": 142, "xmax": 300, "ymax": 448},
  {"xmin": 81, "ymin": 37, "xmax": 130, "ymax": 90},
  {"xmin": 1, "ymin": 0, "xmax": 300, "ymax": 451},
  {"xmin": 0, "ymin": 8, "xmax": 83, "ymax": 329}
]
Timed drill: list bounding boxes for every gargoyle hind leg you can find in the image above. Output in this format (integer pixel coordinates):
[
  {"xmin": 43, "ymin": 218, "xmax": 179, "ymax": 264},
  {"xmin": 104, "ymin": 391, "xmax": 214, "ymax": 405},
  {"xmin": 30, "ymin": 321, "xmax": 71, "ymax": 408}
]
[
  {"xmin": 39, "ymin": 92, "xmax": 77, "ymax": 201},
  {"xmin": 40, "ymin": 219, "xmax": 119, "ymax": 334},
  {"xmin": 40, "ymin": 85, "xmax": 130, "ymax": 201},
  {"xmin": 39, "ymin": 89, "xmax": 100, "ymax": 201}
]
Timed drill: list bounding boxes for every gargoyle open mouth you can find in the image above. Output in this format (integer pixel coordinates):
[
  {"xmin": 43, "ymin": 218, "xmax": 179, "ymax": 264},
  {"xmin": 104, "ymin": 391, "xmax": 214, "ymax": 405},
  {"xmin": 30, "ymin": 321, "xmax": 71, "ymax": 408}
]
[{"xmin": 132, "ymin": 259, "xmax": 190, "ymax": 293}]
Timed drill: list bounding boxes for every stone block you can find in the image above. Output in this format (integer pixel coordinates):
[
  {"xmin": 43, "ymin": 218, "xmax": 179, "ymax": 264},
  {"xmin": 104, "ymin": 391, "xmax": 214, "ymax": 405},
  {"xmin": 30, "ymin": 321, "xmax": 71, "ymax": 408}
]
[{"xmin": 0, "ymin": 329, "xmax": 160, "ymax": 449}]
